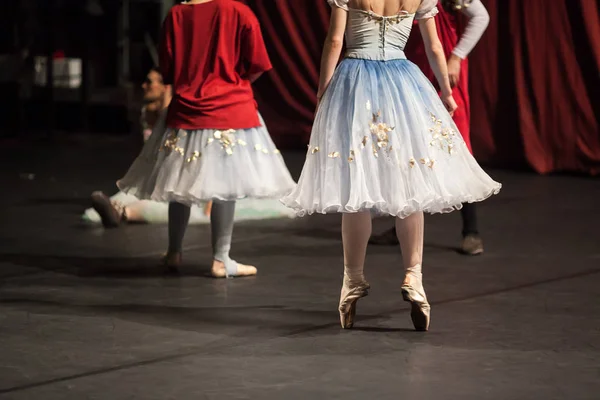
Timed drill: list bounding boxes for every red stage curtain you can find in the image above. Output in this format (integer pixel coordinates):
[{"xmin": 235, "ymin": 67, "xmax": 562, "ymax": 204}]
[
  {"xmin": 244, "ymin": 0, "xmax": 600, "ymax": 175},
  {"xmin": 469, "ymin": 0, "xmax": 600, "ymax": 174},
  {"xmin": 244, "ymin": 0, "xmax": 330, "ymax": 148}
]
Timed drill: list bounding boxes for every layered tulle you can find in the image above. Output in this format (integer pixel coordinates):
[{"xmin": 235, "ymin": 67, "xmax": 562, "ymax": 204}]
[
  {"xmin": 118, "ymin": 114, "xmax": 296, "ymax": 205},
  {"xmin": 281, "ymin": 58, "xmax": 501, "ymax": 217}
]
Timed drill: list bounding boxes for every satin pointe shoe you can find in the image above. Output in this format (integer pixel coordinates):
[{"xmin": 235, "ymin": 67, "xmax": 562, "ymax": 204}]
[
  {"xmin": 338, "ymin": 273, "xmax": 370, "ymax": 329},
  {"xmin": 401, "ymin": 266, "xmax": 431, "ymax": 331}
]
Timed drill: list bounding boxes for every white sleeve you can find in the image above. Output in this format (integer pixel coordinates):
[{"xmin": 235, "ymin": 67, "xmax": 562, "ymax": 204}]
[
  {"xmin": 327, "ymin": 0, "xmax": 349, "ymax": 11},
  {"xmin": 452, "ymin": 0, "xmax": 490, "ymax": 59},
  {"xmin": 415, "ymin": 0, "xmax": 439, "ymax": 20}
]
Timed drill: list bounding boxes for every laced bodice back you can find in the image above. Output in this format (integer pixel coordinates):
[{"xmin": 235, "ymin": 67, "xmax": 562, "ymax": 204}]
[
  {"xmin": 328, "ymin": 0, "xmax": 439, "ymax": 61},
  {"xmin": 345, "ymin": 9, "xmax": 415, "ymax": 60}
]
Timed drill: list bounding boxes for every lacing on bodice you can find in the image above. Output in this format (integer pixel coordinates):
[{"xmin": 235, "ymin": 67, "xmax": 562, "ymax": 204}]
[{"xmin": 345, "ymin": 9, "xmax": 415, "ymax": 61}]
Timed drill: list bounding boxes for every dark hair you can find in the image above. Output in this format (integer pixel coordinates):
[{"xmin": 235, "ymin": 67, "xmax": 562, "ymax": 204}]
[{"xmin": 150, "ymin": 66, "xmax": 162, "ymax": 77}]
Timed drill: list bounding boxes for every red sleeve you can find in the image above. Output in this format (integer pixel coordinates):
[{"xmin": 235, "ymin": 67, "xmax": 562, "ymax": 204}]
[
  {"xmin": 159, "ymin": 11, "xmax": 175, "ymax": 85},
  {"xmin": 241, "ymin": 14, "xmax": 272, "ymax": 76}
]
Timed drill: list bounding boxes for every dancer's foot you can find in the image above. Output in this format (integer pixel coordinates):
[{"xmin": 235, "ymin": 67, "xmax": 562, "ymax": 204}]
[
  {"xmin": 368, "ymin": 227, "xmax": 399, "ymax": 246},
  {"xmin": 161, "ymin": 252, "xmax": 182, "ymax": 273},
  {"xmin": 339, "ymin": 274, "xmax": 370, "ymax": 329},
  {"xmin": 91, "ymin": 191, "xmax": 125, "ymax": 228},
  {"xmin": 401, "ymin": 266, "xmax": 430, "ymax": 331},
  {"xmin": 210, "ymin": 259, "xmax": 257, "ymax": 278},
  {"xmin": 461, "ymin": 234, "xmax": 484, "ymax": 256}
]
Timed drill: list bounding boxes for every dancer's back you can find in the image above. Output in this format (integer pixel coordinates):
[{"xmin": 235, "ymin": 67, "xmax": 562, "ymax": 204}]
[
  {"xmin": 333, "ymin": 0, "xmax": 438, "ymax": 60},
  {"xmin": 350, "ymin": 0, "xmax": 422, "ymax": 16},
  {"xmin": 160, "ymin": 0, "xmax": 272, "ymax": 130}
]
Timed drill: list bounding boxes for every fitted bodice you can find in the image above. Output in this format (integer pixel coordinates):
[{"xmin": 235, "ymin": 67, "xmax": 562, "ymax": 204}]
[{"xmin": 345, "ymin": 9, "xmax": 415, "ymax": 61}]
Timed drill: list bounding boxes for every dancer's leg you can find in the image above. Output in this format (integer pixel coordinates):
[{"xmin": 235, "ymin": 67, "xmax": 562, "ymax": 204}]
[
  {"xmin": 460, "ymin": 202, "xmax": 479, "ymax": 237},
  {"xmin": 460, "ymin": 203, "xmax": 484, "ymax": 255},
  {"xmin": 210, "ymin": 200, "xmax": 256, "ymax": 278},
  {"xmin": 168, "ymin": 201, "xmax": 191, "ymax": 255},
  {"xmin": 396, "ymin": 212, "xmax": 430, "ymax": 331},
  {"xmin": 163, "ymin": 201, "xmax": 191, "ymax": 270},
  {"xmin": 339, "ymin": 212, "xmax": 371, "ymax": 329},
  {"xmin": 122, "ymin": 200, "xmax": 155, "ymax": 222},
  {"xmin": 395, "ymin": 212, "xmax": 424, "ymax": 271},
  {"xmin": 211, "ymin": 200, "xmax": 236, "ymax": 265},
  {"xmin": 342, "ymin": 212, "xmax": 372, "ymax": 283}
]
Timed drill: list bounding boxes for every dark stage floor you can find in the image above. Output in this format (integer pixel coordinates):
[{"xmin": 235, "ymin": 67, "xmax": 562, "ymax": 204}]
[{"xmin": 1, "ymin": 136, "xmax": 599, "ymax": 399}]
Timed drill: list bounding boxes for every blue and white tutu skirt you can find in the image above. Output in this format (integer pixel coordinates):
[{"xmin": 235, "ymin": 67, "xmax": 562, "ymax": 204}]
[
  {"xmin": 281, "ymin": 58, "xmax": 501, "ymax": 218},
  {"xmin": 118, "ymin": 113, "xmax": 296, "ymax": 205}
]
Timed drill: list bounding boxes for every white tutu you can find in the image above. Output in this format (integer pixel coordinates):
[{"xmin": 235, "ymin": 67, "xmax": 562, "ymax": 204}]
[
  {"xmin": 281, "ymin": 58, "xmax": 501, "ymax": 217},
  {"xmin": 118, "ymin": 113, "xmax": 296, "ymax": 205}
]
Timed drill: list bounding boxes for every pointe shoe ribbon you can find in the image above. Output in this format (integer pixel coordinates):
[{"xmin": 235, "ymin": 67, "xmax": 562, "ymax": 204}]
[
  {"xmin": 339, "ymin": 281, "xmax": 370, "ymax": 311},
  {"xmin": 211, "ymin": 257, "xmax": 257, "ymax": 279}
]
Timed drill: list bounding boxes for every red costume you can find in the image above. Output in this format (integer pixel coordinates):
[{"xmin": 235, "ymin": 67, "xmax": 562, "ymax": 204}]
[{"xmin": 160, "ymin": 0, "xmax": 272, "ymax": 130}]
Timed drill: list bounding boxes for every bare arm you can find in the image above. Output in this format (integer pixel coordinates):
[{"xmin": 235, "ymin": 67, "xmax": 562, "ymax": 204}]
[
  {"xmin": 418, "ymin": 17, "xmax": 457, "ymax": 114},
  {"xmin": 316, "ymin": 7, "xmax": 348, "ymax": 100}
]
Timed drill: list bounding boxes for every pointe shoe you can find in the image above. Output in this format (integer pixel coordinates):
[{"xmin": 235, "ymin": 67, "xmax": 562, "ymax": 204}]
[
  {"xmin": 211, "ymin": 259, "xmax": 257, "ymax": 279},
  {"xmin": 91, "ymin": 191, "xmax": 125, "ymax": 228},
  {"xmin": 401, "ymin": 266, "xmax": 431, "ymax": 331},
  {"xmin": 461, "ymin": 235, "xmax": 484, "ymax": 256},
  {"xmin": 338, "ymin": 274, "xmax": 370, "ymax": 329},
  {"xmin": 161, "ymin": 252, "xmax": 182, "ymax": 273}
]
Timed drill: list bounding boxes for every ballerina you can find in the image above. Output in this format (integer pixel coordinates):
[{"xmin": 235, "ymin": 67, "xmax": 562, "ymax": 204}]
[
  {"xmin": 117, "ymin": 0, "xmax": 296, "ymax": 278},
  {"xmin": 281, "ymin": 0, "xmax": 500, "ymax": 330}
]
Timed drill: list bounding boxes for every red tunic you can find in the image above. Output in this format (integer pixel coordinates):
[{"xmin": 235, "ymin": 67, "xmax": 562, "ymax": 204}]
[
  {"xmin": 160, "ymin": 0, "xmax": 272, "ymax": 130},
  {"xmin": 405, "ymin": 4, "xmax": 472, "ymax": 153}
]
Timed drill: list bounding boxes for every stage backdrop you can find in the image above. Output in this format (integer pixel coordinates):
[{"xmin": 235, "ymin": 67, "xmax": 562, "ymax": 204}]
[{"xmin": 243, "ymin": 0, "xmax": 600, "ymax": 175}]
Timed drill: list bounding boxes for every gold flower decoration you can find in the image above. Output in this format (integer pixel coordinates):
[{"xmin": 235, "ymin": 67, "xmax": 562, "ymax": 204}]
[
  {"xmin": 369, "ymin": 110, "xmax": 394, "ymax": 156},
  {"xmin": 427, "ymin": 111, "xmax": 457, "ymax": 156},
  {"xmin": 186, "ymin": 151, "xmax": 201, "ymax": 163},
  {"xmin": 161, "ymin": 130, "xmax": 185, "ymax": 155}
]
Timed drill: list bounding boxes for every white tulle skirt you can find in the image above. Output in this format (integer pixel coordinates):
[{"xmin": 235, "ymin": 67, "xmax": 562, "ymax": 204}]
[
  {"xmin": 281, "ymin": 58, "xmax": 501, "ymax": 218},
  {"xmin": 117, "ymin": 113, "xmax": 296, "ymax": 205}
]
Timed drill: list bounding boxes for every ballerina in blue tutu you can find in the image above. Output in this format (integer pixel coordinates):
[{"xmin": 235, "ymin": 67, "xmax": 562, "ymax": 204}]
[{"xmin": 281, "ymin": 0, "xmax": 501, "ymax": 331}]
